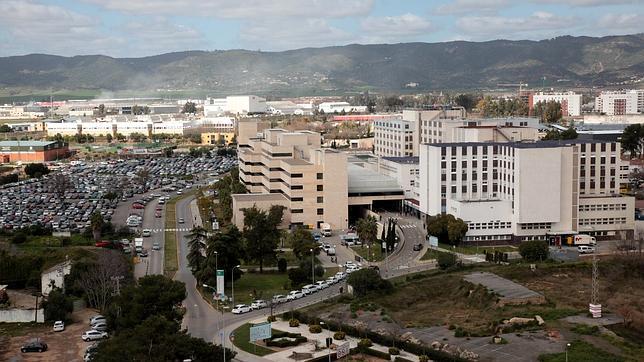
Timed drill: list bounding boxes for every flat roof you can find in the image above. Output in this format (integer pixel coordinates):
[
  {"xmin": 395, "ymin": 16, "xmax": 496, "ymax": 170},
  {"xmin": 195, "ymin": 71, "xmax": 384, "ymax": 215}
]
[
  {"xmin": 232, "ymin": 193, "xmax": 289, "ymax": 202},
  {"xmin": 425, "ymin": 139, "xmax": 612, "ymax": 149},
  {"xmin": 348, "ymin": 164, "xmax": 403, "ymax": 194},
  {"xmin": 282, "ymin": 158, "xmax": 311, "ymax": 166},
  {"xmin": 0, "ymin": 141, "xmax": 58, "ymax": 147},
  {"xmin": 381, "ymin": 156, "xmax": 419, "ymax": 164}
]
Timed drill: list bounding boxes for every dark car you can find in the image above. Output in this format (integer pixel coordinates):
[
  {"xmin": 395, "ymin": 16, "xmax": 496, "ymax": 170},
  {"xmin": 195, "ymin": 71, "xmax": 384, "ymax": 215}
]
[
  {"xmin": 413, "ymin": 243, "xmax": 424, "ymax": 251},
  {"xmin": 21, "ymin": 340, "xmax": 48, "ymax": 353}
]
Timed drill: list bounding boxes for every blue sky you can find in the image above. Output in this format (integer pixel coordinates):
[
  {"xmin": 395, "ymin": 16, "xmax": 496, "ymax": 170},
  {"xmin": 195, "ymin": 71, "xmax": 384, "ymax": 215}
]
[{"xmin": 0, "ymin": 0, "xmax": 642, "ymax": 57}]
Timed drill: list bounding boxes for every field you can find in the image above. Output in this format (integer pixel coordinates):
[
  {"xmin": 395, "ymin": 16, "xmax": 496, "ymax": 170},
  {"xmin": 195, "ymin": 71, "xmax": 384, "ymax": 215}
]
[
  {"xmin": 231, "ymin": 323, "xmax": 275, "ymax": 356},
  {"xmin": 224, "ymin": 272, "xmax": 290, "ymax": 306},
  {"xmin": 351, "ymin": 245, "xmax": 384, "ymax": 262}
]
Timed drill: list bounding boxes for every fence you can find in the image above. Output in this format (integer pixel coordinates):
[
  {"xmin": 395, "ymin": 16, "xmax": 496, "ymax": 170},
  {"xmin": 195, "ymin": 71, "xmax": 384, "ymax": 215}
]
[{"xmin": 0, "ymin": 308, "xmax": 44, "ymax": 323}]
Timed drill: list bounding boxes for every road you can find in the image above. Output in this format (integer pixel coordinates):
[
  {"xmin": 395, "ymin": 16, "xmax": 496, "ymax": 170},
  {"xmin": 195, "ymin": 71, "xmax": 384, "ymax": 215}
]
[{"xmin": 134, "ymin": 197, "xmax": 166, "ymax": 278}]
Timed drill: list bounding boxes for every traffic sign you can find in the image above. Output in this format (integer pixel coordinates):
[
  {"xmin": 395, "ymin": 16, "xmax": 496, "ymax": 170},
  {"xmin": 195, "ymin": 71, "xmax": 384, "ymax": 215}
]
[{"xmin": 337, "ymin": 341, "xmax": 350, "ymax": 358}]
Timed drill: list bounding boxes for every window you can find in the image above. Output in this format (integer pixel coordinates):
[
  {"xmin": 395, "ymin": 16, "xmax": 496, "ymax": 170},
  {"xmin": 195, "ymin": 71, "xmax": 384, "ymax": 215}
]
[
  {"xmin": 292, "ymin": 173, "xmax": 303, "ymax": 178},
  {"xmin": 291, "ymin": 185, "xmax": 303, "ymax": 190},
  {"xmin": 317, "ymin": 208, "xmax": 324, "ymax": 215},
  {"xmin": 292, "ymin": 209, "xmax": 304, "ymax": 214},
  {"xmin": 317, "ymin": 185, "xmax": 323, "ymax": 191},
  {"xmin": 316, "ymin": 196, "xmax": 323, "ymax": 203},
  {"xmin": 292, "ymin": 197, "xmax": 303, "ymax": 202},
  {"xmin": 316, "ymin": 173, "xmax": 323, "ymax": 179}
]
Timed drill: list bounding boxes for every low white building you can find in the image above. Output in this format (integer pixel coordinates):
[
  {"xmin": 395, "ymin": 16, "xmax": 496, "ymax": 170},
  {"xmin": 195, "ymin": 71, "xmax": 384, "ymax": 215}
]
[
  {"xmin": 204, "ymin": 95, "xmax": 267, "ymax": 116},
  {"xmin": 41, "ymin": 261, "xmax": 72, "ymax": 297},
  {"xmin": 318, "ymin": 102, "xmax": 367, "ymax": 114},
  {"xmin": 532, "ymin": 91, "xmax": 582, "ymax": 117}
]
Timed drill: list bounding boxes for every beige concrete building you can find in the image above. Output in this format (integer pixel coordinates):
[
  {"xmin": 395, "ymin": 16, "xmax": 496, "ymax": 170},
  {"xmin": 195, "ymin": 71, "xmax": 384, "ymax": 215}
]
[
  {"xmin": 201, "ymin": 132, "xmax": 236, "ymax": 145},
  {"xmin": 234, "ymin": 125, "xmax": 348, "ymax": 230}
]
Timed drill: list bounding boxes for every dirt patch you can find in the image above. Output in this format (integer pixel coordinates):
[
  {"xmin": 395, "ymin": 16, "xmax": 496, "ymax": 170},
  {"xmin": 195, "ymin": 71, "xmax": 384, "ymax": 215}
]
[
  {"xmin": 1, "ymin": 308, "xmax": 98, "ymax": 362},
  {"xmin": 5, "ymin": 290, "xmax": 40, "ymax": 309}
]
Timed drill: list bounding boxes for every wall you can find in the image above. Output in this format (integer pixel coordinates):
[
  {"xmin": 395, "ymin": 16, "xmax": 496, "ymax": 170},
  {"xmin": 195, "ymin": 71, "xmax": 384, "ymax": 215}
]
[{"xmin": 0, "ymin": 309, "xmax": 44, "ymax": 323}]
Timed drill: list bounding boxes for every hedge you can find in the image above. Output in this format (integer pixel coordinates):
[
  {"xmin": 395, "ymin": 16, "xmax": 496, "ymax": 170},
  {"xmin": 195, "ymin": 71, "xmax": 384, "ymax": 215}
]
[
  {"xmin": 282, "ymin": 310, "xmax": 468, "ymax": 362},
  {"xmin": 394, "ymin": 357, "xmax": 414, "ymax": 362},
  {"xmin": 265, "ymin": 331, "xmax": 307, "ymax": 347}
]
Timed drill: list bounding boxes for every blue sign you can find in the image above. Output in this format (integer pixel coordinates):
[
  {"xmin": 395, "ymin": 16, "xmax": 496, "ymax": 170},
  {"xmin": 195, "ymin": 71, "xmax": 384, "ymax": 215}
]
[
  {"xmin": 428, "ymin": 236, "xmax": 438, "ymax": 247},
  {"xmin": 249, "ymin": 322, "xmax": 272, "ymax": 341}
]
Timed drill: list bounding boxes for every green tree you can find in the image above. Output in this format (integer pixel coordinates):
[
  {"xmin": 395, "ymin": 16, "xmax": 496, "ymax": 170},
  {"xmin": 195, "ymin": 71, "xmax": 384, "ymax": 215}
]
[
  {"xmin": 187, "ymin": 226, "xmax": 207, "ymax": 272},
  {"xmin": 106, "ymin": 133, "xmax": 113, "ymax": 143},
  {"xmin": 454, "ymin": 94, "xmax": 477, "ymax": 111},
  {"xmin": 24, "ymin": 163, "xmax": 50, "ymax": 178},
  {"xmin": 356, "ymin": 216, "xmax": 378, "ymax": 260},
  {"xmin": 214, "ymin": 168, "xmax": 246, "ymax": 223},
  {"xmin": 437, "ymin": 251, "xmax": 457, "ymax": 270},
  {"xmin": 426, "ymin": 214, "xmax": 468, "ymax": 246},
  {"xmin": 129, "ymin": 132, "xmax": 146, "ymax": 143},
  {"xmin": 242, "ymin": 205, "xmax": 284, "ymax": 273},
  {"xmin": 0, "ymin": 124, "xmax": 12, "ymax": 133},
  {"xmin": 182, "ymin": 102, "xmax": 197, "ymax": 114},
  {"xmin": 42, "ymin": 288, "xmax": 73, "ymax": 322},
  {"xmin": 97, "ymin": 104, "xmax": 105, "ymax": 116},
  {"xmin": 518, "ymin": 240, "xmax": 549, "ymax": 262},
  {"xmin": 90, "ymin": 211, "xmax": 104, "ymax": 241},
  {"xmin": 346, "ymin": 268, "xmax": 392, "ymax": 297},
  {"xmin": 534, "ymin": 100, "xmax": 562, "ymax": 123},
  {"xmin": 289, "ymin": 227, "xmax": 319, "ymax": 260},
  {"xmin": 107, "ymin": 275, "xmax": 186, "ymax": 332},
  {"xmin": 93, "ymin": 315, "xmax": 234, "ymax": 362},
  {"xmin": 287, "ymin": 259, "xmax": 324, "ymax": 288},
  {"xmin": 197, "ymin": 226, "xmax": 244, "ymax": 286},
  {"xmin": 620, "ymin": 123, "xmax": 644, "ymax": 158}
]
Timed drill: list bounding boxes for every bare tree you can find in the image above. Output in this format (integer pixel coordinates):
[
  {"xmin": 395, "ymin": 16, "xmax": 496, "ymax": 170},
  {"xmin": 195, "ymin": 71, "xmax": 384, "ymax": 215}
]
[
  {"xmin": 135, "ymin": 168, "xmax": 150, "ymax": 191},
  {"xmin": 51, "ymin": 173, "xmax": 71, "ymax": 200},
  {"xmin": 76, "ymin": 251, "xmax": 129, "ymax": 311}
]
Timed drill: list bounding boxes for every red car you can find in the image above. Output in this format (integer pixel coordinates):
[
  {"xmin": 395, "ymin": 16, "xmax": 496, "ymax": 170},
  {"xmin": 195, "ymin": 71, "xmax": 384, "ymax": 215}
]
[{"xmin": 132, "ymin": 203, "xmax": 145, "ymax": 209}]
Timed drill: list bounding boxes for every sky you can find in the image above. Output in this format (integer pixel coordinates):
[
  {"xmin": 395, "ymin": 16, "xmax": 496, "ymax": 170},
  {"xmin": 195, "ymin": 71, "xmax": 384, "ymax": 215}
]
[{"xmin": 0, "ymin": 0, "xmax": 642, "ymax": 57}]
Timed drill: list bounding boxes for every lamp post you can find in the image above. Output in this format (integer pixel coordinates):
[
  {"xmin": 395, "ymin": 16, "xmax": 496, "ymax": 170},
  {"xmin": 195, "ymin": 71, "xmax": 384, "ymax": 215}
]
[
  {"xmin": 205, "ymin": 283, "xmax": 228, "ymax": 362},
  {"xmin": 310, "ymin": 248, "xmax": 315, "ymax": 284},
  {"xmin": 214, "ymin": 251, "xmax": 218, "ymax": 291},
  {"xmin": 565, "ymin": 343, "xmax": 571, "ymax": 362},
  {"xmin": 320, "ymin": 321, "xmax": 331, "ymax": 362},
  {"xmin": 231, "ymin": 264, "xmax": 240, "ymax": 308}
]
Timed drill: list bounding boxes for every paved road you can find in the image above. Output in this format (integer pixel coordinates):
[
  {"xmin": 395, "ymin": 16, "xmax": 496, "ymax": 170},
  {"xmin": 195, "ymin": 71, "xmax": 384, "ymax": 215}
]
[{"xmin": 134, "ymin": 197, "xmax": 166, "ymax": 278}]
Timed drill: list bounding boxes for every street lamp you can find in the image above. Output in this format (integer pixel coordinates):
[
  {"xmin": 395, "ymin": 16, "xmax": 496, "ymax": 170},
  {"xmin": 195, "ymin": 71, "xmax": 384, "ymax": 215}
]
[
  {"xmin": 320, "ymin": 321, "xmax": 331, "ymax": 362},
  {"xmin": 231, "ymin": 264, "xmax": 240, "ymax": 307},
  {"xmin": 310, "ymin": 248, "xmax": 315, "ymax": 285},
  {"xmin": 214, "ymin": 251, "xmax": 218, "ymax": 291},
  {"xmin": 565, "ymin": 343, "xmax": 571, "ymax": 362}
]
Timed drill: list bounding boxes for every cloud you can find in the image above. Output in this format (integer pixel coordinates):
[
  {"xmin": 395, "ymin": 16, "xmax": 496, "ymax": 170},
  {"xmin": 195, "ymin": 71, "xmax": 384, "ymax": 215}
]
[
  {"xmin": 122, "ymin": 17, "xmax": 205, "ymax": 54},
  {"xmin": 532, "ymin": 0, "xmax": 638, "ymax": 6},
  {"xmin": 361, "ymin": 13, "xmax": 432, "ymax": 39},
  {"xmin": 240, "ymin": 18, "xmax": 354, "ymax": 50},
  {"xmin": 434, "ymin": 0, "xmax": 510, "ymax": 15},
  {"xmin": 456, "ymin": 12, "xmax": 577, "ymax": 40},
  {"xmin": 597, "ymin": 13, "xmax": 644, "ymax": 33},
  {"xmin": 82, "ymin": 0, "xmax": 374, "ymax": 18}
]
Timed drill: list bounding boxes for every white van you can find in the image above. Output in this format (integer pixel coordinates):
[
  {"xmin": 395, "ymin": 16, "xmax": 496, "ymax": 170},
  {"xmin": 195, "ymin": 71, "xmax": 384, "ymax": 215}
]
[
  {"xmin": 321, "ymin": 223, "xmax": 332, "ymax": 237},
  {"xmin": 577, "ymin": 245, "xmax": 595, "ymax": 254}
]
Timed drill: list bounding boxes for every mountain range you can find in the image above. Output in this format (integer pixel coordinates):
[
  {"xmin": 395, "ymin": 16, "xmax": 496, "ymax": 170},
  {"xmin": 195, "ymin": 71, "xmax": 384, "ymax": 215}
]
[{"xmin": 0, "ymin": 34, "xmax": 643, "ymax": 97}]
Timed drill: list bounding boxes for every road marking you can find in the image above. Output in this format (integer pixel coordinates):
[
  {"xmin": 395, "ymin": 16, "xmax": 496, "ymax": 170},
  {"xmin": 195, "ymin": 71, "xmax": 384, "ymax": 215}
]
[{"xmin": 152, "ymin": 228, "xmax": 191, "ymax": 233}]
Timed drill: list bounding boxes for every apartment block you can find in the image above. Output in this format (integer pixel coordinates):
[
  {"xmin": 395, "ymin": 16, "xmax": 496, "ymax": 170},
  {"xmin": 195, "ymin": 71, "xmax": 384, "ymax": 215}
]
[
  {"xmin": 235, "ymin": 125, "xmax": 348, "ymax": 230},
  {"xmin": 373, "ymin": 118, "xmax": 416, "ymax": 157},
  {"xmin": 595, "ymin": 90, "xmax": 642, "ymax": 115},
  {"xmin": 419, "ymin": 140, "xmax": 634, "ymax": 242},
  {"xmin": 532, "ymin": 91, "xmax": 582, "ymax": 117}
]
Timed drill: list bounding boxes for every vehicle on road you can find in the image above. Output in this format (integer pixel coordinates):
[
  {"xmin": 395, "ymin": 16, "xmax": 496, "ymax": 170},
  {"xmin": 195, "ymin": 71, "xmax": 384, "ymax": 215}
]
[
  {"xmin": 139, "ymin": 249, "xmax": 149, "ymax": 257},
  {"xmin": 21, "ymin": 340, "xmax": 48, "ymax": 353},
  {"xmin": 321, "ymin": 222, "xmax": 332, "ymax": 236},
  {"xmin": 287, "ymin": 290, "xmax": 304, "ymax": 300},
  {"xmin": 413, "ymin": 243, "xmax": 423, "ymax": 251},
  {"xmin": 178, "ymin": 218, "xmax": 185, "ymax": 224},
  {"xmin": 577, "ymin": 245, "xmax": 595, "ymax": 254},
  {"xmin": 301, "ymin": 284, "xmax": 317, "ymax": 295},
  {"xmin": 142, "ymin": 229, "xmax": 151, "ymax": 237},
  {"xmin": 334, "ymin": 272, "xmax": 346, "ymax": 281},
  {"xmin": 573, "ymin": 234, "xmax": 596, "ymax": 246},
  {"xmin": 326, "ymin": 247, "xmax": 336, "ymax": 256},
  {"xmin": 134, "ymin": 238, "xmax": 143, "ymax": 253},
  {"xmin": 272, "ymin": 295, "xmax": 288, "ymax": 304},
  {"xmin": 155, "ymin": 211, "xmax": 162, "ymax": 218},
  {"xmin": 82, "ymin": 330, "xmax": 108, "ymax": 342},
  {"xmin": 315, "ymin": 281, "xmax": 329, "ymax": 290},
  {"xmin": 152, "ymin": 242, "xmax": 160, "ymax": 250},
  {"xmin": 53, "ymin": 321, "xmax": 65, "ymax": 332},
  {"xmin": 250, "ymin": 300, "xmax": 268, "ymax": 310},
  {"xmin": 232, "ymin": 304, "xmax": 251, "ymax": 314},
  {"xmin": 132, "ymin": 203, "xmax": 145, "ymax": 209},
  {"xmin": 84, "ymin": 343, "xmax": 99, "ymax": 362}
]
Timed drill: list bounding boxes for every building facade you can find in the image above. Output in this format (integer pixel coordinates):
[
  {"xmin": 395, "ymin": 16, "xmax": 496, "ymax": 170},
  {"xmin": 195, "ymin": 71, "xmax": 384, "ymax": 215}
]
[
  {"xmin": 373, "ymin": 118, "xmax": 415, "ymax": 157},
  {"xmin": 419, "ymin": 140, "xmax": 634, "ymax": 242},
  {"xmin": 595, "ymin": 90, "xmax": 642, "ymax": 115},
  {"xmin": 0, "ymin": 141, "xmax": 69, "ymax": 163},
  {"xmin": 235, "ymin": 125, "xmax": 348, "ymax": 230},
  {"xmin": 532, "ymin": 91, "xmax": 582, "ymax": 117}
]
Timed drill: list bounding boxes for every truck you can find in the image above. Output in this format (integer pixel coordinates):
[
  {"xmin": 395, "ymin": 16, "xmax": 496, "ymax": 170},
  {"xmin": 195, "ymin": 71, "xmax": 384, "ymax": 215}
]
[
  {"xmin": 321, "ymin": 223, "xmax": 332, "ymax": 237},
  {"xmin": 134, "ymin": 238, "xmax": 144, "ymax": 253},
  {"xmin": 573, "ymin": 234, "xmax": 596, "ymax": 246}
]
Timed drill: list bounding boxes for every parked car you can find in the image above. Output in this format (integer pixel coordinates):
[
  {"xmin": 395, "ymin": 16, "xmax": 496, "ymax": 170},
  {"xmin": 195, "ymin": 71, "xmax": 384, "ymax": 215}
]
[
  {"xmin": 152, "ymin": 242, "xmax": 160, "ymax": 251},
  {"xmin": 315, "ymin": 281, "xmax": 329, "ymax": 290},
  {"xmin": 82, "ymin": 330, "xmax": 108, "ymax": 342},
  {"xmin": 21, "ymin": 340, "xmax": 48, "ymax": 353},
  {"xmin": 84, "ymin": 343, "xmax": 99, "ymax": 362},
  {"xmin": 53, "ymin": 321, "xmax": 65, "ymax": 332},
  {"xmin": 232, "ymin": 304, "xmax": 251, "ymax": 314},
  {"xmin": 327, "ymin": 277, "xmax": 337, "ymax": 285},
  {"xmin": 250, "ymin": 300, "xmax": 268, "ymax": 310},
  {"xmin": 89, "ymin": 315, "xmax": 106, "ymax": 325},
  {"xmin": 577, "ymin": 245, "xmax": 595, "ymax": 254},
  {"xmin": 287, "ymin": 290, "xmax": 304, "ymax": 300},
  {"xmin": 91, "ymin": 322, "xmax": 108, "ymax": 331},
  {"xmin": 301, "ymin": 284, "xmax": 317, "ymax": 295},
  {"xmin": 142, "ymin": 229, "xmax": 151, "ymax": 237},
  {"xmin": 272, "ymin": 295, "xmax": 288, "ymax": 304}
]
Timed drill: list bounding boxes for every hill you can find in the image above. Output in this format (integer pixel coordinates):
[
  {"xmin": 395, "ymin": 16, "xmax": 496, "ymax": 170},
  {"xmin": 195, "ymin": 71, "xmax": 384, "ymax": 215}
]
[{"xmin": 0, "ymin": 34, "xmax": 643, "ymax": 96}]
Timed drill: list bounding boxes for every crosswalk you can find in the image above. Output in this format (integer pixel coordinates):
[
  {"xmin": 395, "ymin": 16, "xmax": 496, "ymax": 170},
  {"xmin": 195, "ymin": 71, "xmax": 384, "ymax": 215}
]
[
  {"xmin": 151, "ymin": 228, "xmax": 192, "ymax": 233},
  {"xmin": 398, "ymin": 224, "xmax": 418, "ymax": 229}
]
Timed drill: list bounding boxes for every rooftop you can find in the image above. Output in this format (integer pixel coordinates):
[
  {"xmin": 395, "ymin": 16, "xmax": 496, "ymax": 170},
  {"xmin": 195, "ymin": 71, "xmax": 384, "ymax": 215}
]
[
  {"xmin": 232, "ymin": 193, "xmax": 289, "ymax": 202},
  {"xmin": 282, "ymin": 158, "xmax": 311, "ymax": 166},
  {"xmin": 381, "ymin": 156, "xmax": 419, "ymax": 164},
  {"xmin": 348, "ymin": 164, "xmax": 403, "ymax": 194},
  {"xmin": 0, "ymin": 140, "xmax": 59, "ymax": 147},
  {"xmin": 425, "ymin": 139, "xmax": 612, "ymax": 149}
]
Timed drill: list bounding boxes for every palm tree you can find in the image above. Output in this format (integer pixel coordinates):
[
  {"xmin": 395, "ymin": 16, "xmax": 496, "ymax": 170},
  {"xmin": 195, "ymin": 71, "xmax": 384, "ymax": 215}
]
[
  {"xmin": 90, "ymin": 212, "xmax": 104, "ymax": 241},
  {"xmin": 356, "ymin": 216, "xmax": 378, "ymax": 261}
]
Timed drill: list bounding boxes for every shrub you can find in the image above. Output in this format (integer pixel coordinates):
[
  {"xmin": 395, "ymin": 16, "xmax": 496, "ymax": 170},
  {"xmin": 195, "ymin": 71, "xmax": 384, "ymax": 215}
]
[
  {"xmin": 266, "ymin": 333, "xmax": 308, "ymax": 347},
  {"xmin": 357, "ymin": 338, "xmax": 373, "ymax": 349},
  {"xmin": 309, "ymin": 324, "xmax": 322, "ymax": 334},
  {"xmin": 334, "ymin": 331, "xmax": 346, "ymax": 340},
  {"xmin": 11, "ymin": 233, "xmax": 27, "ymax": 244},
  {"xmin": 277, "ymin": 258, "xmax": 287, "ymax": 273},
  {"xmin": 437, "ymin": 251, "xmax": 457, "ymax": 269},
  {"xmin": 394, "ymin": 357, "xmax": 413, "ymax": 362},
  {"xmin": 419, "ymin": 355, "xmax": 429, "ymax": 362},
  {"xmin": 519, "ymin": 240, "xmax": 549, "ymax": 262},
  {"xmin": 363, "ymin": 347, "xmax": 391, "ymax": 360},
  {"xmin": 389, "ymin": 347, "xmax": 400, "ymax": 355},
  {"xmin": 454, "ymin": 327, "xmax": 467, "ymax": 337},
  {"xmin": 571, "ymin": 324, "xmax": 600, "ymax": 335},
  {"xmin": 267, "ymin": 315, "xmax": 276, "ymax": 322},
  {"xmin": 289, "ymin": 319, "xmax": 300, "ymax": 327},
  {"xmin": 346, "ymin": 268, "xmax": 392, "ymax": 297}
]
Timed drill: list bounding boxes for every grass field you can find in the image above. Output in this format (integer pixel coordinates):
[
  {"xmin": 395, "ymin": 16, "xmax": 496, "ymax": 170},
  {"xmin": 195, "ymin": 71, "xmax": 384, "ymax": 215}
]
[
  {"xmin": 163, "ymin": 197, "xmax": 178, "ymax": 278},
  {"xmin": 224, "ymin": 272, "xmax": 290, "ymax": 306},
  {"xmin": 231, "ymin": 323, "xmax": 275, "ymax": 356},
  {"xmin": 351, "ymin": 245, "xmax": 384, "ymax": 262},
  {"xmin": 538, "ymin": 340, "xmax": 624, "ymax": 362}
]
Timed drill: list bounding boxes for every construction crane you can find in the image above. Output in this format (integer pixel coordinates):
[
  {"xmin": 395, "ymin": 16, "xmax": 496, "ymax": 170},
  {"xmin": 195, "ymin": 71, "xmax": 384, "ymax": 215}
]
[{"xmin": 497, "ymin": 82, "xmax": 529, "ymax": 95}]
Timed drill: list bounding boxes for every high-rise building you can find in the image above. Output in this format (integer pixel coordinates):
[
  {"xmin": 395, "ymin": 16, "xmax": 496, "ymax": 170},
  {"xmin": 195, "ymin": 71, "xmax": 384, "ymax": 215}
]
[{"xmin": 595, "ymin": 90, "xmax": 641, "ymax": 115}]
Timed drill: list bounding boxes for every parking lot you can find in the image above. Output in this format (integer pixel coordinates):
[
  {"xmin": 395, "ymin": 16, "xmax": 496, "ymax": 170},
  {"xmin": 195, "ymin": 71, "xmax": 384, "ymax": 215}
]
[{"xmin": 0, "ymin": 153, "xmax": 236, "ymax": 233}]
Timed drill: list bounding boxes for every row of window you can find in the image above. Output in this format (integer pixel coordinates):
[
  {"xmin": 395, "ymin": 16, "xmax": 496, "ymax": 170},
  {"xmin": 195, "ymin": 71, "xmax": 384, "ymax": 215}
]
[
  {"xmin": 579, "ymin": 217, "xmax": 628, "ymax": 226},
  {"xmin": 468, "ymin": 221, "xmax": 512, "ymax": 230},
  {"xmin": 291, "ymin": 208, "xmax": 325, "ymax": 215},
  {"xmin": 579, "ymin": 203, "xmax": 628, "ymax": 212},
  {"xmin": 463, "ymin": 234, "xmax": 512, "ymax": 241},
  {"xmin": 520, "ymin": 223, "xmax": 552, "ymax": 230},
  {"xmin": 580, "ymin": 143, "xmax": 617, "ymax": 153}
]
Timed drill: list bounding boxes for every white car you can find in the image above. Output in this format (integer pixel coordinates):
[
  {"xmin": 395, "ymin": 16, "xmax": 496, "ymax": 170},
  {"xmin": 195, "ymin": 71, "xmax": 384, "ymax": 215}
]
[
  {"xmin": 178, "ymin": 218, "xmax": 185, "ymax": 224},
  {"xmin": 334, "ymin": 272, "xmax": 346, "ymax": 281},
  {"xmin": 272, "ymin": 295, "xmax": 288, "ymax": 304},
  {"xmin": 301, "ymin": 284, "xmax": 317, "ymax": 295},
  {"xmin": 344, "ymin": 261, "xmax": 356, "ymax": 268},
  {"xmin": 89, "ymin": 315, "xmax": 106, "ymax": 325},
  {"xmin": 232, "ymin": 304, "xmax": 251, "ymax": 314},
  {"xmin": 315, "ymin": 281, "xmax": 329, "ymax": 290},
  {"xmin": 142, "ymin": 229, "xmax": 151, "ymax": 237},
  {"xmin": 53, "ymin": 321, "xmax": 65, "ymax": 332},
  {"xmin": 577, "ymin": 245, "xmax": 595, "ymax": 254},
  {"xmin": 287, "ymin": 290, "xmax": 304, "ymax": 301},
  {"xmin": 82, "ymin": 330, "xmax": 108, "ymax": 342},
  {"xmin": 327, "ymin": 277, "xmax": 337, "ymax": 285},
  {"xmin": 250, "ymin": 300, "xmax": 268, "ymax": 310}
]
